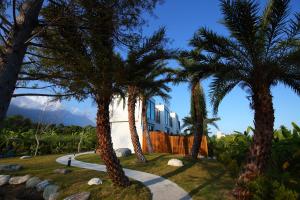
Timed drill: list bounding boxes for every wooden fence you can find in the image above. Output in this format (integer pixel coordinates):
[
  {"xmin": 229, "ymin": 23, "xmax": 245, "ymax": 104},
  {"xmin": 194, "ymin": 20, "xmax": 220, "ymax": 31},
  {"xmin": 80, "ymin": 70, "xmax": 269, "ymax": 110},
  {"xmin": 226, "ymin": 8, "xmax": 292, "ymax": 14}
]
[{"xmin": 142, "ymin": 131, "xmax": 208, "ymax": 156}]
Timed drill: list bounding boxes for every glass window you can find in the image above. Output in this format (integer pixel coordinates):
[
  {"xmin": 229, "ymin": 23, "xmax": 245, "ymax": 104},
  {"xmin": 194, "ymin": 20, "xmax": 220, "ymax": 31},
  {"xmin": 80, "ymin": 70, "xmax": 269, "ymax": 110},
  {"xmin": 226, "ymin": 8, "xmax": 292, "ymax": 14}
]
[
  {"xmin": 155, "ymin": 109, "xmax": 160, "ymax": 123},
  {"xmin": 147, "ymin": 100, "xmax": 155, "ymax": 121},
  {"xmin": 151, "ymin": 102, "xmax": 155, "ymax": 121},
  {"xmin": 165, "ymin": 110, "xmax": 169, "ymax": 126}
]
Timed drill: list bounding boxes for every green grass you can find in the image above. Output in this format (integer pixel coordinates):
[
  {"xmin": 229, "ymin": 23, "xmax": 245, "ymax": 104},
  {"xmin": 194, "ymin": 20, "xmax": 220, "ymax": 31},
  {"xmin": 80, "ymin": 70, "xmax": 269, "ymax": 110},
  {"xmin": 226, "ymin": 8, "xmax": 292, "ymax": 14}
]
[
  {"xmin": 77, "ymin": 153, "xmax": 235, "ymax": 200},
  {"xmin": 0, "ymin": 155, "xmax": 151, "ymax": 200}
]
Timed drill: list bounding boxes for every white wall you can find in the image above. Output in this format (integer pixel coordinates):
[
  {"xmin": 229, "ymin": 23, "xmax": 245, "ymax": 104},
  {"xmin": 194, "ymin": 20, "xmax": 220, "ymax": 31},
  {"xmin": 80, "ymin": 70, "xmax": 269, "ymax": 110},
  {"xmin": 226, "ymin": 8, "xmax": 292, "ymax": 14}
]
[
  {"xmin": 110, "ymin": 97, "xmax": 143, "ymax": 152},
  {"xmin": 109, "ymin": 97, "xmax": 181, "ymax": 152}
]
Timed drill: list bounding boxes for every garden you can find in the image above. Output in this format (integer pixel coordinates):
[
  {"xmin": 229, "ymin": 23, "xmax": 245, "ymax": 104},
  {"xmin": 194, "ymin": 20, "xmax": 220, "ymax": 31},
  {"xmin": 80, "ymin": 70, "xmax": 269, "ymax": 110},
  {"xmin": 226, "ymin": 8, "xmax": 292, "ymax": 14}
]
[{"xmin": 1, "ymin": 0, "xmax": 300, "ymax": 200}]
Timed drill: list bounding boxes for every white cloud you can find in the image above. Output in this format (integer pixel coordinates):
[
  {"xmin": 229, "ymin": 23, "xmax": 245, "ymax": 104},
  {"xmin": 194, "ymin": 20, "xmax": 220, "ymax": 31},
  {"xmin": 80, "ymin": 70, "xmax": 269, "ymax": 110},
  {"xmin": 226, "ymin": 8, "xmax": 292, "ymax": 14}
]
[{"xmin": 11, "ymin": 96, "xmax": 63, "ymax": 111}]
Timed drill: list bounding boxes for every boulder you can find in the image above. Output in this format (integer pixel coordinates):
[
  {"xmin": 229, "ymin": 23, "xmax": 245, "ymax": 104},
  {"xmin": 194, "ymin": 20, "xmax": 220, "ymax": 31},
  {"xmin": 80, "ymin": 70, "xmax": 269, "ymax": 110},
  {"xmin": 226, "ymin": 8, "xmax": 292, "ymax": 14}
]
[
  {"xmin": 26, "ymin": 177, "xmax": 41, "ymax": 188},
  {"xmin": 9, "ymin": 174, "xmax": 31, "ymax": 185},
  {"xmin": 20, "ymin": 156, "xmax": 32, "ymax": 159},
  {"xmin": 36, "ymin": 180, "xmax": 51, "ymax": 192},
  {"xmin": 0, "ymin": 175, "xmax": 10, "ymax": 186},
  {"xmin": 63, "ymin": 192, "xmax": 91, "ymax": 200},
  {"xmin": 115, "ymin": 148, "xmax": 131, "ymax": 157},
  {"xmin": 88, "ymin": 178, "xmax": 102, "ymax": 185},
  {"xmin": 49, "ymin": 193, "xmax": 60, "ymax": 200},
  {"xmin": 43, "ymin": 185, "xmax": 60, "ymax": 200},
  {"xmin": 0, "ymin": 164, "xmax": 22, "ymax": 172},
  {"xmin": 167, "ymin": 159, "xmax": 184, "ymax": 167},
  {"xmin": 53, "ymin": 168, "xmax": 72, "ymax": 174}
]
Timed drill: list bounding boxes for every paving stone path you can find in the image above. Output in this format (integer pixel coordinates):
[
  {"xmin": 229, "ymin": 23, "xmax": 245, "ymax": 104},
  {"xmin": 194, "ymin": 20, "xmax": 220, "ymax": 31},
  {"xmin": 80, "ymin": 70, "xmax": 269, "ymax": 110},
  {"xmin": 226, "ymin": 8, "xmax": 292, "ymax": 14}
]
[{"xmin": 56, "ymin": 152, "xmax": 192, "ymax": 200}]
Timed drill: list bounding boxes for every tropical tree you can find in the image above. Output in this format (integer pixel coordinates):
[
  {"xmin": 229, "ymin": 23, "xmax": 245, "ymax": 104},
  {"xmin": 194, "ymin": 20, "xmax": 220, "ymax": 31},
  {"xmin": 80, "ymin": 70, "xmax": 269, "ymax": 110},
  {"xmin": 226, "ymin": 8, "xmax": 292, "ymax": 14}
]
[
  {"xmin": 140, "ymin": 78, "xmax": 171, "ymax": 153},
  {"xmin": 191, "ymin": 0, "xmax": 300, "ymax": 198},
  {"xmin": 181, "ymin": 115, "xmax": 220, "ymax": 135},
  {"xmin": 123, "ymin": 28, "xmax": 173, "ymax": 159},
  {"xmin": 0, "ymin": 0, "xmax": 44, "ymax": 125},
  {"xmin": 177, "ymin": 50, "xmax": 215, "ymax": 159},
  {"xmin": 34, "ymin": 0, "xmax": 162, "ymax": 187}
]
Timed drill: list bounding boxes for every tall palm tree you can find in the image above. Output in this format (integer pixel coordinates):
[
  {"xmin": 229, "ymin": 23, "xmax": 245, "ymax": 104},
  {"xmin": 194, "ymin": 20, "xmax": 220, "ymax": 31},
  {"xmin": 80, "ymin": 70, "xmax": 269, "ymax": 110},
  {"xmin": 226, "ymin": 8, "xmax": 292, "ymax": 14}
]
[
  {"xmin": 177, "ymin": 50, "xmax": 215, "ymax": 159},
  {"xmin": 141, "ymin": 79, "xmax": 171, "ymax": 153},
  {"xmin": 35, "ymin": 0, "xmax": 162, "ymax": 187},
  {"xmin": 123, "ymin": 28, "xmax": 173, "ymax": 162},
  {"xmin": 191, "ymin": 0, "xmax": 300, "ymax": 198}
]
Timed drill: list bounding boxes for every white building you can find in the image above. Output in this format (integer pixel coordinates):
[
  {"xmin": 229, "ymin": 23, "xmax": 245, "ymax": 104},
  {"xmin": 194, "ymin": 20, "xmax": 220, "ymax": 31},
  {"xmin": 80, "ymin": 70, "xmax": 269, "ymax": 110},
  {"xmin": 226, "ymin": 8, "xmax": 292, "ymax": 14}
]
[{"xmin": 110, "ymin": 97, "xmax": 180, "ymax": 152}]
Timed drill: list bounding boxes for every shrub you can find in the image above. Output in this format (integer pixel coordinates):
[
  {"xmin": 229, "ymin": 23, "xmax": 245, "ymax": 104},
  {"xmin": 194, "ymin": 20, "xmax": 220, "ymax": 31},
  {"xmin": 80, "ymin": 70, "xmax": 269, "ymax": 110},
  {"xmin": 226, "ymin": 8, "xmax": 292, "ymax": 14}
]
[{"xmin": 248, "ymin": 177, "xmax": 299, "ymax": 200}]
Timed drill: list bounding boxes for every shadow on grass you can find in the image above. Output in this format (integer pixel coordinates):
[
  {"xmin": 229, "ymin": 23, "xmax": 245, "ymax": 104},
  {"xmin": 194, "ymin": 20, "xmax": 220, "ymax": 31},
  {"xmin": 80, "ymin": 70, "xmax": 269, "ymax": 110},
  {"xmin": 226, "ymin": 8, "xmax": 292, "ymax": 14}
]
[
  {"xmin": 163, "ymin": 160, "xmax": 197, "ymax": 179},
  {"xmin": 188, "ymin": 171, "xmax": 225, "ymax": 197},
  {"xmin": 147, "ymin": 154, "xmax": 166, "ymax": 163}
]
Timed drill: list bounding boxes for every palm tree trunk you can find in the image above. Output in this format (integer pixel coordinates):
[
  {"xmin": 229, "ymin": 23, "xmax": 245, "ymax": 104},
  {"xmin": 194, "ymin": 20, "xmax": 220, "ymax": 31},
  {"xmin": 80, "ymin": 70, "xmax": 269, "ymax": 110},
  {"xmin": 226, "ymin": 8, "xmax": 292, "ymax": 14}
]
[
  {"xmin": 127, "ymin": 86, "xmax": 147, "ymax": 163},
  {"xmin": 96, "ymin": 96, "xmax": 130, "ymax": 187},
  {"xmin": 0, "ymin": 0, "xmax": 44, "ymax": 126},
  {"xmin": 142, "ymin": 96, "xmax": 154, "ymax": 153},
  {"xmin": 191, "ymin": 82, "xmax": 204, "ymax": 159},
  {"xmin": 234, "ymin": 85, "xmax": 274, "ymax": 199}
]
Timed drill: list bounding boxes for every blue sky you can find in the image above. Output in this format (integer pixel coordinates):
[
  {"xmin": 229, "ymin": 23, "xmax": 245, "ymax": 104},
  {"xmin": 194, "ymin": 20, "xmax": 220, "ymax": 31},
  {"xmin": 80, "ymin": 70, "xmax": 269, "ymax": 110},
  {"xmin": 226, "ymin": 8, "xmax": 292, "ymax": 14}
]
[{"xmin": 15, "ymin": 0, "xmax": 300, "ymax": 134}]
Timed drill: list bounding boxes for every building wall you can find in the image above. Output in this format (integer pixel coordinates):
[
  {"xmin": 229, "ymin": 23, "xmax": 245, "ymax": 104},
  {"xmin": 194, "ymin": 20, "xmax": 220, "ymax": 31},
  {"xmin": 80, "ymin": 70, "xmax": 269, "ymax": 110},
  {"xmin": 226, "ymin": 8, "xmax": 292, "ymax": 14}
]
[
  {"xmin": 110, "ymin": 97, "xmax": 143, "ymax": 152},
  {"xmin": 110, "ymin": 97, "xmax": 180, "ymax": 152}
]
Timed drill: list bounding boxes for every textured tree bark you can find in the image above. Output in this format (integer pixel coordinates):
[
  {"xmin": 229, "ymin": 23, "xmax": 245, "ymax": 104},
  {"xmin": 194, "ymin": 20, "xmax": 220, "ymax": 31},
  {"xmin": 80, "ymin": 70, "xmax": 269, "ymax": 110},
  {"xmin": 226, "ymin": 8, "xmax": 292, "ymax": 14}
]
[
  {"xmin": 0, "ymin": 0, "xmax": 44, "ymax": 126},
  {"xmin": 96, "ymin": 96, "xmax": 130, "ymax": 187},
  {"xmin": 127, "ymin": 86, "xmax": 147, "ymax": 162},
  {"xmin": 191, "ymin": 82, "xmax": 204, "ymax": 159},
  {"xmin": 233, "ymin": 85, "xmax": 274, "ymax": 200},
  {"xmin": 142, "ymin": 95, "xmax": 154, "ymax": 153}
]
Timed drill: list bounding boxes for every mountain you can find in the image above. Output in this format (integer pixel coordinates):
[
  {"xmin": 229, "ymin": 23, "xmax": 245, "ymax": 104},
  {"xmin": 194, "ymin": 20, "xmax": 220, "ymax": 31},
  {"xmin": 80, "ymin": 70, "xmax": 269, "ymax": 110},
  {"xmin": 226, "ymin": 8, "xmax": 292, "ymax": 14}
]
[{"xmin": 7, "ymin": 97, "xmax": 96, "ymax": 127}]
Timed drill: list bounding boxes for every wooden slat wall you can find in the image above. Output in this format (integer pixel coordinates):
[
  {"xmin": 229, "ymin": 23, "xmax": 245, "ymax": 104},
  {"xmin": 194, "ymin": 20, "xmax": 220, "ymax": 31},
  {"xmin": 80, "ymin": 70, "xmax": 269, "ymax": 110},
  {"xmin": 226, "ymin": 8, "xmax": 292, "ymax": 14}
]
[{"xmin": 142, "ymin": 131, "xmax": 208, "ymax": 156}]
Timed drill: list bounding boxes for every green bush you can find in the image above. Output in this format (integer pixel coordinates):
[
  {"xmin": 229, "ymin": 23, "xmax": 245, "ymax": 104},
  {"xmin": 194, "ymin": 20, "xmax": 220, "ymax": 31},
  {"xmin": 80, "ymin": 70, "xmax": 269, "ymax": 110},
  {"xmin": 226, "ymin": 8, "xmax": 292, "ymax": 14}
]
[
  {"xmin": 248, "ymin": 177, "xmax": 299, "ymax": 200},
  {"xmin": 0, "ymin": 116, "xmax": 97, "ymax": 156}
]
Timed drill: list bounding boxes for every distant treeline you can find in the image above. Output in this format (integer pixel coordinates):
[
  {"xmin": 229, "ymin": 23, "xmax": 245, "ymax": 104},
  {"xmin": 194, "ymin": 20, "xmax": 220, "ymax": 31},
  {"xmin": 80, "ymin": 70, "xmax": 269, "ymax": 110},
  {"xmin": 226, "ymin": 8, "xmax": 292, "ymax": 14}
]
[{"xmin": 0, "ymin": 115, "xmax": 97, "ymax": 157}]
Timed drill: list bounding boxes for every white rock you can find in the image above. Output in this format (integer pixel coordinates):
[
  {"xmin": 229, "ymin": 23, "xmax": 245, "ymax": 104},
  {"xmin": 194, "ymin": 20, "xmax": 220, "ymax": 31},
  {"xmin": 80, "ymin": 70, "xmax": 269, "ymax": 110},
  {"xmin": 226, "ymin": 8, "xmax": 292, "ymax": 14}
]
[
  {"xmin": 0, "ymin": 175, "xmax": 10, "ymax": 186},
  {"xmin": 167, "ymin": 159, "xmax": 184, "ymax": 167},
  {"xmin": 43, "ymin": 185, "xmax": 60, "ymax": 200},
  {"xmin": 20, "ymin": 156, "xmax": 32, "ymax": 159},
  {"xmin": 115, "ymin": 148, "xmax": 131, "ymax": 157},
  {"xmin": 63, "ymin": 192, "xmax": 91, "ymax": 200},
  {"xmin": 36, "ymin": 180, "xmax": 51, "ymax": 192},
  {"xmin": 9, "ymin": 174, "xmax": 31, "ymax": 185},
  {"xmin": 26, "ymin": 177, "xmax": 41, "ymax": 188},
  {"xmin": 88, "ymin": 178, "xmax": 102, "ymax": 185},
  {"xmin": 49, "ymin": 193, "xmax": 59, "ymax": 200}
]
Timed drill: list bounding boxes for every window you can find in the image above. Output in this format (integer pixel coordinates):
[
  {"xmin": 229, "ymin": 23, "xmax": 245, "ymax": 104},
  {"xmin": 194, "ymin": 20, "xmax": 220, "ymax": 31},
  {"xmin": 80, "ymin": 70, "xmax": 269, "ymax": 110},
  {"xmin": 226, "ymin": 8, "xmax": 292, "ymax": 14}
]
[
  {"xmin": 170, "ymin": 117, "xmax": 173, "ymax": 127},
  {"xmin": 164, "ymin": 110, "xmax": 170, "ymax": 126},
  {"xmin": 155, "ymin": 108, "xmax": 160, "ymax": 123},
  {"xmin": 146, "ymin": 100, "xmax": 155, "ymax": 121},
  {"xmin": 147, "ymin": 124, "xmax": 154, "ymax": 131}
]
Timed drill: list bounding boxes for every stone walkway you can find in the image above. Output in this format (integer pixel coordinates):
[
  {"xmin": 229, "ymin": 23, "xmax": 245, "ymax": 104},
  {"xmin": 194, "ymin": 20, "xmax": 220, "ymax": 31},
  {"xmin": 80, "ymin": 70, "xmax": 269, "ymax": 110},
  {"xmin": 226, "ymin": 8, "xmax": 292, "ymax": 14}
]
[{"xmin": 56, "ymin": 152, "xmax": 192, "ymax": 200}]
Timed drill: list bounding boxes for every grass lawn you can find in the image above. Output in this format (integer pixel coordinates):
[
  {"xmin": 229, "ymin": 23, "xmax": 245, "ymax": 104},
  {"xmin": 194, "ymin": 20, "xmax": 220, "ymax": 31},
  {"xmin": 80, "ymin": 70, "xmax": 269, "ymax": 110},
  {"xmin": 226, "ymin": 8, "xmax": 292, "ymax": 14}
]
[
  {"xmin": 0, "ymin": 155, "xmax": 151, "ymax": 200},
  {"xmin": 77, "ymin": 153, "xmax": 235, "ymax": 200}
]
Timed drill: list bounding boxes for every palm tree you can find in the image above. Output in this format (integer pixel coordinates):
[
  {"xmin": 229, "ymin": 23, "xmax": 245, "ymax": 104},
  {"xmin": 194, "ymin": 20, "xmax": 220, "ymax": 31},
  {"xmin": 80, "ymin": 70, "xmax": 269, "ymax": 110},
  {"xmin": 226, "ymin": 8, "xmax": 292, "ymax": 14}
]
[
  {"xmin": 177, "ymin": 50, "xmax": 215, "ymax": 159},
  {"xmin": 140, "ymin": 79, "xmax": 171, "ymax": 153},
  {"xmin": 181, "ymin": 115, "xmax": 220, "ymax": 135},
  {"xmin": 191, "ymin": 0, "xmax": 300, "ymax": 197},
  {"xmin": 35, "ymin": 0, "xmax": 162, "ymax": 187},
  {"xmin": 123, "ymin": 28, "xmax": 173, "ymax": 161}
]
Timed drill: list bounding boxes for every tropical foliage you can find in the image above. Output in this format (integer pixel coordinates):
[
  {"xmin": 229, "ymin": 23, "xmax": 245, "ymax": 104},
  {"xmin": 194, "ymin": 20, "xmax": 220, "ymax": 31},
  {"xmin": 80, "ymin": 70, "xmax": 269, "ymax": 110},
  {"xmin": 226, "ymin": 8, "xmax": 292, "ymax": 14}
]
[
  {"xmin": 0, "ymin": 116, "xmax": 96, "ymax": 157},
  {"xmin": 209, "ymin": 123, "xmax": 300, "ymax": 199},
  {"xmin": 191, "ymin": 0, "xmax": 300, "ymax": 197}
]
